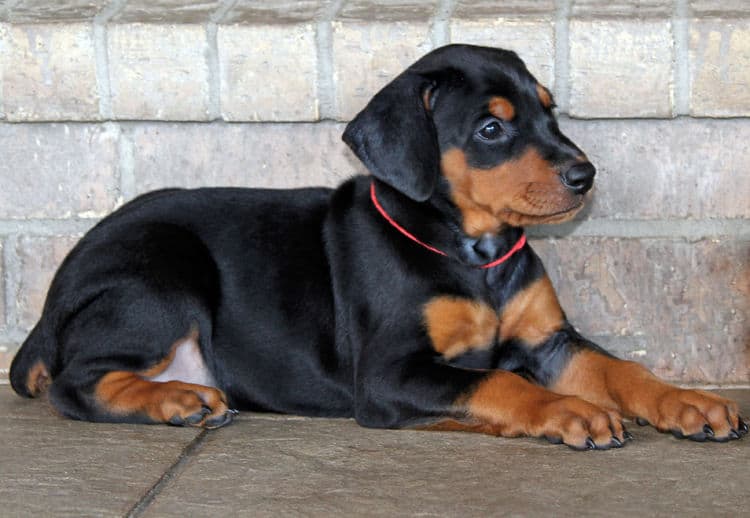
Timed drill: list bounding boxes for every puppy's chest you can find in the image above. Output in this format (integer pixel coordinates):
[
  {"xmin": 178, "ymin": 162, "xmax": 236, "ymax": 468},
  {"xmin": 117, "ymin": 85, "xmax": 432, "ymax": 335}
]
[{"xmin": 422, "ymin": 276, "xmax": 564, "ymax": 361}]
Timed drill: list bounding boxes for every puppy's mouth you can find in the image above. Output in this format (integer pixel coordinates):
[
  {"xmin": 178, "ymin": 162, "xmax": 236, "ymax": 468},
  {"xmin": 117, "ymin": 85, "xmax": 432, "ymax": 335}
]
[{"xmin": 501, "ymin": 197, "xmax": 585, "ymax": 226}]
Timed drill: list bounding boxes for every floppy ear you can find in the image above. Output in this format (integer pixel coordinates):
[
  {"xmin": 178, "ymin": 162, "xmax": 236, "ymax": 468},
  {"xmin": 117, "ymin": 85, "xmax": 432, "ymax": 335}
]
[{"xmin": 342, "ymin": 72, "xmax": 439, "ymax": 202}]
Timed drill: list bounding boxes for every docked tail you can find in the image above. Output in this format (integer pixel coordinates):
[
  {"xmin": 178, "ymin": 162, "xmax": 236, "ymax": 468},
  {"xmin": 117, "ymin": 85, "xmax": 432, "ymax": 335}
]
[{"xmin": 9, "ymin": 322, "xmax": 55, "ymax": 398}]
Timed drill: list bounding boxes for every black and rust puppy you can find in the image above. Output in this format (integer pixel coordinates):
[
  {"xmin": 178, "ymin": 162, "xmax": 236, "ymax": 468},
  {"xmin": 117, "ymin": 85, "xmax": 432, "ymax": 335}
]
[{"xmin": 10, "ymin": 44, "xmax": 746, "ymax": 449}]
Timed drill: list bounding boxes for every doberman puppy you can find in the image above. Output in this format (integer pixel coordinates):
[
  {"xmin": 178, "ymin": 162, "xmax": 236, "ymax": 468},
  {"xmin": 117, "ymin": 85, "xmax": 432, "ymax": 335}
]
[{"xmin": 10, "ymin": 44, "xmax": 746, "ymax": 449}]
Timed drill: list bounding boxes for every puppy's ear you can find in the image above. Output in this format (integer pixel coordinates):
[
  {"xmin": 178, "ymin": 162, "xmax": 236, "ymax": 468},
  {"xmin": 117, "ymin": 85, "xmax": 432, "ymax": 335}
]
[{"xmin": 343, "ymin": 72, "xmax": 439, "ymax": 202}]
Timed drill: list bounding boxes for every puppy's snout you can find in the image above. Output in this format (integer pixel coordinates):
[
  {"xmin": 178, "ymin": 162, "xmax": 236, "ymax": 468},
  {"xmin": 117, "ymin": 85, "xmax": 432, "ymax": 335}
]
[{"xmin": 561, "ymin": 162, "xmax": 596, "ymax": 195}]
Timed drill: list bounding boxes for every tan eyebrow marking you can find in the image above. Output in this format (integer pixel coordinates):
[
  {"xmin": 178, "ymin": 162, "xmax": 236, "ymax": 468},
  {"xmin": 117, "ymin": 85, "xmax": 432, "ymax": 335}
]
[{"xmin": 488, "ymin": 96, "xmax": 516, "ymax": 121}]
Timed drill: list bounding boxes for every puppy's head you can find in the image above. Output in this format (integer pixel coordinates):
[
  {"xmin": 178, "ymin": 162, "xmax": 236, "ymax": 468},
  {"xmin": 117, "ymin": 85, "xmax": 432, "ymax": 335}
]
[{"xmin": 343, "ymin": 44, "xmax": 595, "ymax": 236}]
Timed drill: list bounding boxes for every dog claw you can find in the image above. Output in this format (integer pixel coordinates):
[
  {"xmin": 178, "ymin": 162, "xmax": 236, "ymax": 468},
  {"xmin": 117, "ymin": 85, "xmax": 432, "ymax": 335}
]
[
  {"xmin": 738, "ymin": 419, "xmax": 748, "ymax": 435},
  {"xmin": 703, "ymin": 424, "xmax": 714, "ymax": 437},
  {"xmin": 636, "ymin": 417, "xmax": 649, "ymax": 426},
  {"xmin": 203, "ymin": 410, "xmax": 236, "ymax": 429},
  {"xmin": 623, "ymin": 429, "xmax": 634, "ymax": 441}
]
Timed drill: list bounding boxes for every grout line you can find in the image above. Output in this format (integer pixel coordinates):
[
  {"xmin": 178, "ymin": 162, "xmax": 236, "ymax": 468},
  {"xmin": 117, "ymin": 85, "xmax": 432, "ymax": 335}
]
[
  {"xmin": 205, "ymin": 22, "xmax": 221, "ymax": 120},
  {"xmin": 93, "ymin": 1, "xmax": 127, "ymax": 120},
  {"xmin": 210, "ymin": 0, "xmax": 239, "ymax": 24},
  {"xmin": 430, "ymin": 0, "xmax": 457, "ymax": 47},
  {"xmin": 554, "ymin": 0, "xmax": 572, "ymax": 112},
  {"xmin": 0, "ymin": 220, "xmax": 98, "ymax": 236},
  {"xmin": 117, "ymin": 123, "xmax": 136, "ymax": 202},
  {"xmin": 0, "ymin": 218, "xmax": 747, "ymax": 240},
  {"xmin": 673, "ymin": 0, "xmax": 690, "ymax": 116},
  {"xmin": 529, "ymin": 218, "xmax": 750, "ymax": 240},
  {"xmin": 1, "ymin": 235, "xmax": 11, "ymax": 334},
  {"xmin": 125, "ymin": 429, "xmax": 210, "ymax": 518},
  {"xmin": 206, "ymin": 1, "xmax": 239, "ymax": 121},
  {"xmin": 315, "ymin": 0, "xmax": 346, "ymax": 120},
  {"xmin": 2, "ymin": 235, "xmax": 19, "ymax": 331}
]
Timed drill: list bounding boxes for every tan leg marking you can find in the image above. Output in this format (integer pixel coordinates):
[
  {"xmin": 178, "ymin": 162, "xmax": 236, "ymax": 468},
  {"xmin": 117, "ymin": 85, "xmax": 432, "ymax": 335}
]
[
  {"xmin": 439, "ymin": 371, "xmax": 625, "ymax": 449},
  {"xmin": 95, "ymin": 372, "xmax": 229, "ymax": 428},
  {"xmin": 552, "ymin": 350, "xmax": 743, "ymax": 440},
  {"xmin": 27, "ymin": 360, "xmax": 51, "ymax": 397}
]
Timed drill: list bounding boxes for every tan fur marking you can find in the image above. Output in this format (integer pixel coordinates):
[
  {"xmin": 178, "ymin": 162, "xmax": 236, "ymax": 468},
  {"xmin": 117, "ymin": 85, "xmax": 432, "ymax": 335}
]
[
  {"xmin": 488, "ymin": 96, "xmax": 516, "ymax": 121},
  {"xmin": 464, "ymin": 371, "xmax": 560, "ymax": 437},
  {"xmin": 536, "ymin": 84, "xmax": 553, "ymax": 109},
  {"xmin": 499, "ymin": 276, "xmax": 564, "ymax": 345},
  {"xmin": 423, "ymin": 297, "xmax": 498, "ymax": 358},
  {"xmin": 551, "ymin": 350, "xmax": 742, "ymax": 438},
  {"xmin": 441, "ymin": 148, "xmax": 583, "ymax": 236},
  {"xmin": 95, "ymin": 372, "xmax": 228, "ymax": 424},
  {"xmin": 26, "ymin": 360, "xmax": 51, "ymax": 397}
]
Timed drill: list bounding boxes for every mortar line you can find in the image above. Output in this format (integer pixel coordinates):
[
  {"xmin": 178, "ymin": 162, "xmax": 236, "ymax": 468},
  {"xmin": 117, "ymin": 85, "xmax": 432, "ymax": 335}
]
[
  {"xmin": 430, "ymin": 0, "xmax": 457, "ymax": 47},
  {"xmin": 673, "ymin": 0, "xmax": 690, "ymax": 115},
  {"xmin": 205, "ymin": 23, "xmax": 220, "ymax": 120},
  {"xmin": 2, "ymin": 234, "xmax": 19, "ymax": 331},
  {"xmin": 93, "ymin": 1, "xmax": 127, "ymax": 120},
  {"xmin": 1, "ymin": 234, "xmax": 13, "ymax": 334},
  {"xmin": 117, "ymin": 123, "xmax": 136, "ymax": 202},
  {"xmin": 315, "ymin": 0, "xmax": 346, "ymax": 120},
  {"xmin": 554, "ymin": 0, "xmax": 572, "ymax": 113},
  {"xmin": 2, "ymin": 0, "xmax": 22, "ymax": 21},
  {"xmin": 125, "ymin": 429, "xmax": 210, "ymax": 518},
  {"xmin": 210, "ymin": 0, "xmax": 239, "ymax": 24},
  {"xmin": 206, "ymin": 1, "xmax": 238, "ymax": 120}
]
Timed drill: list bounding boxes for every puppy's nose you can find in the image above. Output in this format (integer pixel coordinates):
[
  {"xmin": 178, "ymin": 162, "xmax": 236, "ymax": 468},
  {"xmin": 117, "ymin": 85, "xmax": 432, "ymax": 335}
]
[{"xmin": 561, "ymin": 162, "xmax": 596, "ymax": 195}]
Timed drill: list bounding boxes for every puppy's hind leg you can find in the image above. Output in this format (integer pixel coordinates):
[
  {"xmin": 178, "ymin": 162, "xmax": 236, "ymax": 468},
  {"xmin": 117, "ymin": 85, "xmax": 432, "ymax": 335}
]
[{"xmin": 46, "ymin": 292, "xmax": 235, "ymax": 429}]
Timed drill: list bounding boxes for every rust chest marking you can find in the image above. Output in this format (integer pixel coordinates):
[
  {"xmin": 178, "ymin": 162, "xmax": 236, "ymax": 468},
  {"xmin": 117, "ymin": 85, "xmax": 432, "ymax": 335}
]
[{"xmin": 423, "ymin": 276, "xmax": 565, "ymax": 358}]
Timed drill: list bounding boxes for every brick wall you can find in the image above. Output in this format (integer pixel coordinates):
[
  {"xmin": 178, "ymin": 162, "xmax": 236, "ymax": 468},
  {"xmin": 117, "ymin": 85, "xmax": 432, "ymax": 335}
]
[{"xmin": 0, "ymin": 0, "xmax": 748, "ymax": 385}]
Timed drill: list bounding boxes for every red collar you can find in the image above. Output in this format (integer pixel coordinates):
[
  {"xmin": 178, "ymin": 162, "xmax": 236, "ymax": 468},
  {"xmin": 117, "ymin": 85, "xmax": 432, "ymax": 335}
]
[{"xmin": 370, "ymin": 182, "xmax": 526, "ymax": 269}]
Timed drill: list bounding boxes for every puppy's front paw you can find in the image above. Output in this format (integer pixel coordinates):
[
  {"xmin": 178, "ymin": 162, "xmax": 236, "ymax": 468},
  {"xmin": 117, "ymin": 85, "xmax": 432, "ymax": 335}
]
[
  {"xmin": 535, "ymin": 396, "xmax": 627, "ymax": 450},
  {"xmin": 638, "ymin": 389, "xmax": 746, "ymax": 442}
]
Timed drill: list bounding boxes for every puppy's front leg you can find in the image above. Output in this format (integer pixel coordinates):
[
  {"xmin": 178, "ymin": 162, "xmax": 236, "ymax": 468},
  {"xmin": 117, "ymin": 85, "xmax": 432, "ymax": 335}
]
[
  {"xmin": 358, "ymin": 359, "xmax": 626, "ymax": 450},
  {"xmin": 551, "ymin": 348, "xmax": 748, "ymax": 442}
]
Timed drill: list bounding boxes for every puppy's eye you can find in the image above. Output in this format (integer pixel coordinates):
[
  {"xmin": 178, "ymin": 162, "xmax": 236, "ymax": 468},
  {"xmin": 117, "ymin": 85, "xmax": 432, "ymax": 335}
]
[{"xmin": 477, "ymin": 120, "xmax": 504, "ymax": 141}]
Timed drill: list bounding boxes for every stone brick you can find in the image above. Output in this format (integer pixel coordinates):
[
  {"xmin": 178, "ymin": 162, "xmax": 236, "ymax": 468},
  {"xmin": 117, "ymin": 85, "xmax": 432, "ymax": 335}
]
[
  {"xmin": 221, "ymin": 0, "xmax": 330, "ymax": 24},
  {"xmin": 108, "ymin": 24, "xmax": 210, "ymax": 120},
  {"xmin": 6, "ymin": 0, "xmax": 108, "ymax": 22},
  {"xmin": 0, "ymin": 23, "xmax": 100, "ymax": 121},
  {"xmin": 450, "ymin": 10, "xmax": 555, "ymax": 89},
  {"xmin": 15, "ymin": 235, "xmax": 80, "ymax": 331},
  {"xmin": 532, "ymin": 237, "xmax": 750, "ymax": 384},
  {"xmin": 570, "ymin": 0, "xmax": 673, "ymax": 18},
  {"xmin": 559, "ymin": 118, "xmax": 750, "ymax": 219},
  {"xmin": 332, "ymin": 10, "xmax": 433, "ymax": 120},
  {"xmin": 218, "ymin": 24, "xmax": 318, "ymax": 121},
  {"xmin": 0, "ymin": 123, "xmax": 120, "ymax": 219},
  {"xmin": 111, "ymin": 0, "xmax": 222, "ymax": 23},
  {"xmin": 129, "ymin": 122, "xmax": 365, "ymax": 195},
  {"xmin": 689, "ymin": 19, "xmax": 750, "ymax": 117},
  {"xmin": 569, "ymin": 19, "xmax": 674, "ymax": 117}
]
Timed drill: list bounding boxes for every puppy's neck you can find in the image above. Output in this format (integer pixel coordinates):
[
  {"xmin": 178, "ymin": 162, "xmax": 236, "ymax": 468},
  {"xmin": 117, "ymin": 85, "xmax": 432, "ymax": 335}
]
[{"xmin": 369, "ymin": 179, "xmax": 525, "ymax": 268}]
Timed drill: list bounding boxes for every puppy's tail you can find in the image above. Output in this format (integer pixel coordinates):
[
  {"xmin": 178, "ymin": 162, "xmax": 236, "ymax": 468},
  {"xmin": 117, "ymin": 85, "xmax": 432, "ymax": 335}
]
[{"xmin": 9, "ymin": 321, "xmax": 55, "ymax": 398}]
